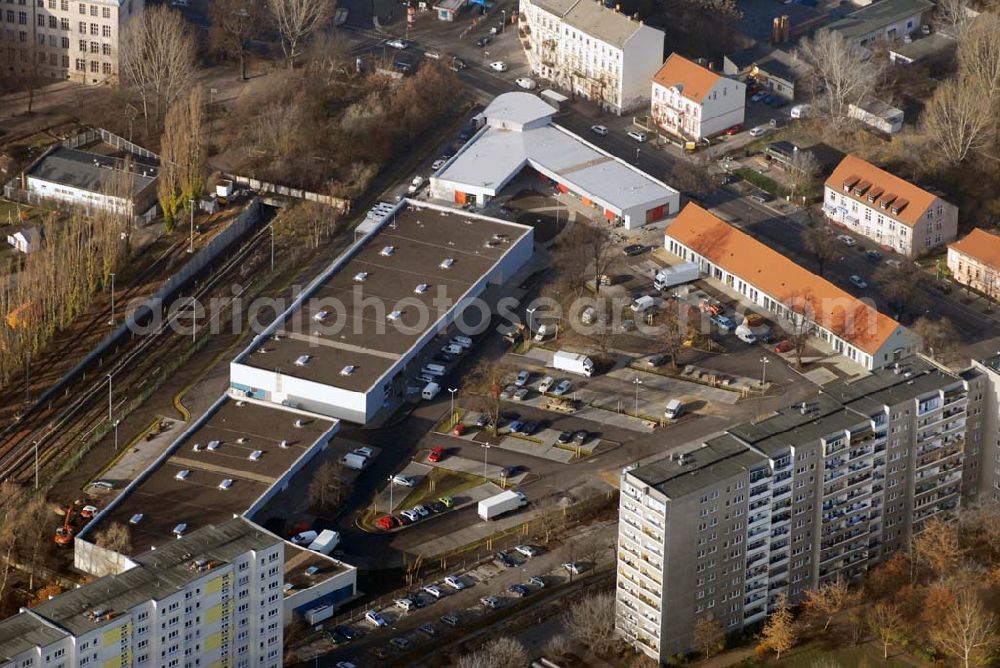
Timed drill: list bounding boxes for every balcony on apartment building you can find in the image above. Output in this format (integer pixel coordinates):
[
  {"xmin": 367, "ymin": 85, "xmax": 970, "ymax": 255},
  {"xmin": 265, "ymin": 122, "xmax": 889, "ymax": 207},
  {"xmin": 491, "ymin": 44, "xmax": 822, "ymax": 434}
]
[
  {"xmin": 749, "ymin": 482, "xmax": 771, "ymax": 501},
  {"xmin": 748, "ymin": 510, "xmax": 770, "ymax": 527},
  {"xmin": 914, "ymin": 498, "xmax": 961, "ymax": 523},
  {"xmin": 916, "ymin": 437, "xmax": 963, "ymax": 461}
]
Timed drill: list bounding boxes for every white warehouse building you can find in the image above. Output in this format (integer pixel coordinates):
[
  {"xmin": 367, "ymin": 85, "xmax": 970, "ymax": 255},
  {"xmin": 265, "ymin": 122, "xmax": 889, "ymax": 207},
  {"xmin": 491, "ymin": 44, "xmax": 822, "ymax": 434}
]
[
  {"xmin": 229, "ymin": 199, "xmax": 534, "ymax": 424},
  {"xmin": 430, "ymin": 93, "xmax": 679, "ymax": 230}
]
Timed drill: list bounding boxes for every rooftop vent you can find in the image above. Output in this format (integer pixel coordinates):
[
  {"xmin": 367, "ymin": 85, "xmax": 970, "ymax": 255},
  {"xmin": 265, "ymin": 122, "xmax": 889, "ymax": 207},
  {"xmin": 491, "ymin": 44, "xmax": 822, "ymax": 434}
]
[
  {"xmin": 842, "ymin": 175, "xmax": 860, "ymax": 191},
  {"xmin": 305, "ymin": 566, "xmax": 320, "ymax": 576},
  {"xmin": 853, "ymin": 180, "xmax": 871, "ymax": 196},
  {"xmin": 380, "ymin": 246, "xmax": 395, "ymax": 257},
  {"xmin": 207, "ymin": 440, "xmax": 220, "ymax": 451},
  {"xmin": 218, "ymin": 479, "xmax": 234, "ymax": 490},
  {"xmin": 189, "ymin": 558, "xmax": 211, "ymax": 572},
  {"xmin": 341, "ymin": 365, "xmax": 356, "ymax": 376},
  {"xmin": 354, "ymin": 272, "xmax": 368, "ymax": 282},
  {"xmin": 257, "ymin": 347, "xmax": 268, "ymax": 354},
  {"xmin": 414, "ymin": 283, "xmax": 429, "ymax": 294},
  {"xmin": 890, "ymin": 198, "xmax": 908, "ymax": 215},
  {"xmin": 173, "ymin": 523, "xmax": 187, "ymax": 537},
  {"xmin": 295, "ymin": 355, "xmax": 311, "ymax": 367},
  {"xmin": 294, "ymin": 419, "xmax": 305, "ymax": 428},
  {"xmin": 192, "ymin": 443, "xmax": 201, "ymax": 452},
  {"xmin": 279, "ymin": 440, "xmax": 289, "ymax": 449},
  {"xmin": 283, "ymin": 583, "xmax": 295, "ymax": 593},
  {"xmin": 175, "ymin": 469, "xmax": 190, "ymax": 481},
  {"xmin": 440, "ymin": 258, "xmax": 455, "ymax": 269},
  {"xmin": 129, "ymin": 513, "xmax": 144, "ymax": 525},
  {"xmin": 313, "ymin": 310, "xmax": 329, "ymax": 321},
  {"xmin": 272, "ymin": 333, "xmax": 282, "ymax": 341},
  {"xmin": 86, "ymin": 607, "xmax": 110, "ymax": 621},
  {"xmin": 248, "ymin": 450, "xmax": 263, "ymax": 462}
]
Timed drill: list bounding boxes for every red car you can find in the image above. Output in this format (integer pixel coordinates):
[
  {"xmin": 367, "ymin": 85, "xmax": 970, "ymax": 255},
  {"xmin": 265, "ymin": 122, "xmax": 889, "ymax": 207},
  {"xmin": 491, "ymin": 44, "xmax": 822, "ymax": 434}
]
[
  {"xmin": 429, "ymin": 446, "xmax": 446, "ymax": 462},
  {"xmin": 774, "ymin": 340, "xmax": 795, "ymax": 353},
  {"xmin": 725, "ymin": 124, "xmax": 744, "ymax": 135},
  {"xmin": 451, "ymin": 423, "xmax": 467, "ymax": 436},
  {"xmin": 376, "ymin": 516, "xmax": 396, "ymax": 530}
]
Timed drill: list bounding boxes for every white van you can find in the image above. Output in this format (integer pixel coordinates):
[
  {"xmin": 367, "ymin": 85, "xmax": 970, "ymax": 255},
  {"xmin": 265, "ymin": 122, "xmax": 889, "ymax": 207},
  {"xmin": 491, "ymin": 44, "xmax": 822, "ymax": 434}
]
[
  {"xmin": 664, "ymin": 400, "xmax": 684, "ymax": 420},
  {"xmin": 631, "ymin": 295, "xmax": 656, "ymax": 313},
  {"xmin": 451, "ymin": 335, "xmax": 473, "ymax": 348},
  {"xmin": 422, "ymin": 382, "xmax": 441, "ymax": 400},
  {"xmin": 735, "ymin": 325, "xmax": 758, "ymax": 344},
  {"xmin": 581, "ymin": 307, "xmax": 596, "ymax": 325},
  {"xmin": 790, "ymin": 104, "xmax": 812, "ymax": 119},
  {"xmin": 421, "ymin": 364, "xmax": 446, "ymax": 377}
]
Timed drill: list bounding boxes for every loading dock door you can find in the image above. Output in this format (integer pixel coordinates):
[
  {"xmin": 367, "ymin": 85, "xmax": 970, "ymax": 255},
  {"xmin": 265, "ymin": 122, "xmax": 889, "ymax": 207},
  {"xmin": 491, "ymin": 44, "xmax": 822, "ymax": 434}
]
[
  {"xmin": 645, "ymin": 205, "xmax": 666, "ymax": 223},
  {"xmin": 455, "ymin": 191, "xmax": 467, "ymax": 205}
]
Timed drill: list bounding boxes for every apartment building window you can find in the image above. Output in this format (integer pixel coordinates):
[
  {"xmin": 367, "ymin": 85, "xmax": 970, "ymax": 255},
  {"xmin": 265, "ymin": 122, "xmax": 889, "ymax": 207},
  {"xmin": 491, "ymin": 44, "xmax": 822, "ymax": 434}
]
[
  {"xmin": 74, "ymin": 56, "xmax": 84, "ymax": 69},
  {"xmin": 100, "ymin": 42, "xmax": 108, "ymax": 54},
  {"xmin": 88, "ymin": 40, "xmax": 96, "ymax": 51},
  {"xmin": 61, "ymin": 54, "xmax": 68, "ymax": 65},
  {"xmin": 78, "ymin": 2, "xmax": 84, "ymax": 12},
  {"xmin": 88, "ymin": 21, "xmax": 96, "ymax": 34},
  {"xmin": 18, "ymin": 10, "xmax": 26, "ymax": 23}
]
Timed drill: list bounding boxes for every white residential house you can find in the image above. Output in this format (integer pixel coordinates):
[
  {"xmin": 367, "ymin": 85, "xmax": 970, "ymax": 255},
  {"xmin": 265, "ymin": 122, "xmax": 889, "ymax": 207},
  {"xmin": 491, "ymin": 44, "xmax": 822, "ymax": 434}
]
[
  {"xmin": 651, "ymin": 53, "xmax": 745, "ymax": 139},
  {"xmin": 6, "ymin": 227, "xmax": 40, "ymax": 254},
  {"xmin": 518, "ymin": 0, "xmax": 665, "ymax": 114},
  {"xmin": 823, "ymin": 154, "xmax": 958, "ymax": 258}
]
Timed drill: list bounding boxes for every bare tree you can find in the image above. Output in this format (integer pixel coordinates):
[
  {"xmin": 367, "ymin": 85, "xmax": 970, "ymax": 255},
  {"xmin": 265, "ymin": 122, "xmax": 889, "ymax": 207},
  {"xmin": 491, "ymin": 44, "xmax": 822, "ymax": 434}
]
[
  {"xmin": 779, "ymin": 290, "xmax": 818, "ymax": 369},
  {"xmin": 308, "ymin": 459, "xmax": 345, "ymax": 513},
  {"xmin": 874, "ymin": 262, "xmax": 927, "ymax": 314},
  {"xmin": 267, "ymin": 0, "xmax": 332, "ymax": 70},
  {"xmin": 561, "ymin": 223, "xmax": 616, "ymax": 296},
  {"xmin": 868, "ymin": 601, "xmax": 906, "ymax": 659},
  {"xmin": 209, "ymin": 0, "xmax": 262, "ymax": 81},
  {"xmin": 957, "ymin": 14, "xmax": 1000, "ymax": 103},
  {"xmin": 467, "ymin": 359, "xmax": 510, "ymax": 437},
  {"xmin": 930, "ymin": 588, "xmax": 997, "ymax": 668},
  {"xmin": 120, "ymin": 5, "xmax": 197, "ymax": 129},
  {"xmin": 660, "ymin": 303, "xmax": 698, "ymax": 370},
  {"xmin": 911, "ymin": 315, "xmax": 963, "ymax": 364},
  {"xmin": 794, "ymin": 30, "xmax": 884, "ymax": 127},
  {"xmin": 935, "ymin": 0, "xmax": 972, "ymax": 32},
  {"xmin": 455, "ymin": 637, "xmax": 528, "ymax": 668},
  {"xmin": 922, "ymin": 78, "xmax": 995, "ymax": 165},
  {"xmin": 95, "ymin": 521, "xmax": 132, "ymax": 563},
  {"xmin": 913, "ymin": 518, "xmax": 963, "ymax": 578},
  {"xmin": 802, "ymin": 577, "xmax": 859, "ymax": 632},
  {"xmin": 0, "ymin": 482, "xmax": 29, "ymax": 607},
  {"xmin": 787, "ymin": 150, "xmax": 820, "ymax": 200},
  {"xmin": 802, "ymin": 225, "xmax": 840, "ymax": 277},
  {"xmin": 566, "ymin": 592, "xmax": 618, "ymax": 657},
  {"xmin": 692, "ymin": 615, "xmax": 726, "ymax": 658},
  {"xmin": 758, "ymin": 594, "xmax": 798, "ymax": 660},
  {"xmin": 543, "ymin": 634, "xmax": 572, "ymax": 658}
]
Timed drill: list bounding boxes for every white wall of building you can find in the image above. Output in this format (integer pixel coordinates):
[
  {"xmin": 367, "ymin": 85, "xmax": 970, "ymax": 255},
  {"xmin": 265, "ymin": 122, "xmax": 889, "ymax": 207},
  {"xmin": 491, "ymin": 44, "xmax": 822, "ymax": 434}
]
[
  {"xmin": 620, "ymin": 26, "xmax": 666, "ymax": 113},
  {"xmin": 651, "ymin": 77, "xmax": 745, "ymax": 139}
]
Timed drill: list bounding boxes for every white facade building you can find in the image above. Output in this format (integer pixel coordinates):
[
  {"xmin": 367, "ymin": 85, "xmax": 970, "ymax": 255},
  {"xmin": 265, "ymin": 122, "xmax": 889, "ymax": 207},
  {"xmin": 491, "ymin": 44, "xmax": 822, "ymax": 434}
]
[
  {"xmin": 0, "ymin": 519, "xmax": 285, "ymax": 668},
  {"xmin": 518, "ymin": 0, "xmax": 664, "ymax": 114},
  {"xmin": 823, "ymin": 154, "xmax": 958, "ymax": 258},
  {"xmin": 651, "ymin": 53, "xmax": 746, "ymax": 139},
  {"xmin": 1, "ymin": 0, "xmax": 144, "ymax": 86}
]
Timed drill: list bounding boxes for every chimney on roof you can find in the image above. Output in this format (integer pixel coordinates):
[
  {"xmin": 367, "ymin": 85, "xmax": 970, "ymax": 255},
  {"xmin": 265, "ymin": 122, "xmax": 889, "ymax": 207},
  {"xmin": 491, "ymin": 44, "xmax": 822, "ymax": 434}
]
[{"xmin": 781, "ymin": 15, "xmax": 790, "ymax": 43}]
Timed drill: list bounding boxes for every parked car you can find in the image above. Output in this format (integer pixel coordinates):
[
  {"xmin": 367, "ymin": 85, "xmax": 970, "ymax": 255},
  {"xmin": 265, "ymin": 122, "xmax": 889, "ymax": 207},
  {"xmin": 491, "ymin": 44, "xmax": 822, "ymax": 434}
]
[
  {"xmin": 849, "ymin": 275, "xmax": 868, "ymax": 289},
  {"xmin": 413, "ymin": 505, "xmax": 429, "ymax": 518},
  {"xmin": 623, "ymin": 244, "xmax": 645, "ymax": 256},
  {"xmin": 390, "ymin": 637, "xmax": 410, "ymax": 651},
  {"xmin": 489, "ymin": 60, "xmax": 508, "ymax": 72},
  {"xmin": 475, "ymin": 413, "xmax": 491, "ymax": 428},
  {"xmin": 886, "ymin": 258, "xmax": 903, "ymax": 269},
  {"xmin": 423, "ymin": 584, "xmax": 444, "ymax": 599},
  {"xmin": 514, "ymin": 369, "xmax": 531, "ymax": 386},
  {"xmin": 418, "ymin": 623, "xmax": 438, "ymax": 637},
  {"xmin": 438, "ymin": 496, "xmax": 455, "ymax": 508},
  {"xmin": 401, "ymin": 509, "xmax": 419, "ymax": 522},
  {"xmin": 711, "ymin": 314, "xmax": 736, "ymax": 333},
  {"xmin": 429, "ymin": 446, "xmax": 445, "ymax": 461},
  {"xmin": 774, "ymin": 339, "xmax": 795, "ymax": 353},
  {"xmin": 451, "ymin": 57, "xmax": 467, "ymax": 70},
  {"xmin": 750, "ymin": 192, "xmax": 772, "ymax": 203},
  {"xmin": 725, "ymin": 124, "xmax": 744, "ymax": 135},
  {"xmin": 495, "ymin": 551, "xmax": 517, "ymax": 568},
  {"xmin": 761, "ymin": 94, "xmax": 776, "ymax": 105},
  {"xmin": 837, "ymin": 234, "xmax": 856, "ymax": 247},
  {"xmin": 394, "ymin": 60, "xmax": 413, "ymax": 73},
  {"xmin": 431, "ymin": 159, "xmax": 447, "ymax": 170},
  {"xmin": 509, "ymin": 584, "xmax": 530, "ymax": 597},
  {"xmin": 557, "ymin": 430, "xmax": 573, "ymax": 444},
  {"xmin": 748, "ymin": 126, "xmax": 769, "ymax": 137},
  {"xmin": 475, "ymin": 36, "xmax": 491, "ymax": 47},
  {"xmin": 513, "ymin": 387, "xmax": 530, "ymax": 402},
  {"xmin": 392, "ymin": 475, "xmax": 415, "ymax": 487},
  {"xmin": 451, "ymin": 422, "xmax": 466, "ymax": 436},
  {"xmin": 514, "ymin": 544, "xmax": 539, "ymax": 558},
  {"xmin": 427, "ymin": 501, "xmax": 446, "ymax": 513},
  {"xmin": 563, "ymin": 562, "xmax": 585, "ymax": 575},
  {"xmin": 552, "ymin": 380, "xmax": 572, "ymax": 396},
  {"xmin": 507, "ymin": 419, "xmax": 525, "ymax": 434},
  {"xmin": 480, "ymin": 596, "xmax": 501, "ymax": 609},
  {"xmin": 750, "ymin": 91, "xmax": 768, "ymax": 102},
  {"xmin": 529, "ymin": 575, "xmax": 546, "ymax": 588},
  {"xmin": 395, "ymin": 598, "xmax": 417, "ymax": 612},
  {"xmin": 520, "ymin": 420, "xmax": 538, "ymax": 435},
  {"xmin": 441, "ymin": 612, "xmax": 460, "ymax": 627},
  {"xmin": 538, "ymin": 376, "xmax": 555, "ymax": 393},
  {"xmin": 387, "ymin": 38, "xmax": 409, "ymax": 49},
  {"xmin": 627, "ymin": 130, "xmax": 647, "ymax": 142},
  {"xmin": 444, "ymin": 575, "xmax": 466, "ymax": 590},
  {"xmin": 514, "ymin": 77, "xmax": 537, "ymax": 90},
  {"xmin": 499, "ymin": 385, "xmax": 516, "ymax": 400},
  {"xmin": 407, "ymin": 175, "xmax": 425, "ymax": 193},
  {"xmin": 376, "ymin": 516, "xmax": 396, "ymax": 530},
  {"xmin": 591, "ymin": 124, "xmax": 609, "ymax": 136},
  {"xmin": 866, "ymin": 250, "xmax": 883, "ymax": 262},
  {"xmin": 573, "ymin": 430, "xmax": 588, "ymax": 444},
  {"xmin": 365, "ymin": 610, "xmax": 387, "ymax": 627},
  {"xmin": 646, "ymin": 353, "xmax": 666, "ymax": 367}
]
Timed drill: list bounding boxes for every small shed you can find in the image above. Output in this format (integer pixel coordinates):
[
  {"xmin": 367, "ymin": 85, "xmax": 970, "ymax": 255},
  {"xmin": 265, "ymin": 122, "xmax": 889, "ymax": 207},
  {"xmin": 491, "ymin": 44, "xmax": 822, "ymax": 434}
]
[{"xmin": 434, "ymin": 0, "xmax": 464, "ymax": 21}]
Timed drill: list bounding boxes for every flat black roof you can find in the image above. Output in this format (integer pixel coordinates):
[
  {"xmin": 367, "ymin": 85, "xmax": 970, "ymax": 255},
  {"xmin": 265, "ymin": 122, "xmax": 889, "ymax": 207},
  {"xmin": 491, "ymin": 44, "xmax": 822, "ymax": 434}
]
[
  {"xmin": 27, "ymin": 146, "xmax": 157, "ymax": 196},
  {"xmin": 240, "ymin": 202, "xmax": 531, "ymax": 393},
  {"xmin": 629, "ymin": 434, "xmax": 766, "ymax": 499}
]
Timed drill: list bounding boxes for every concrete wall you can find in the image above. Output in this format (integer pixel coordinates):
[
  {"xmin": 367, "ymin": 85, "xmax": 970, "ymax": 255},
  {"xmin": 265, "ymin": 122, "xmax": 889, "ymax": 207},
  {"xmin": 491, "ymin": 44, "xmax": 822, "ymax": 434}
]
[
  {"xmin": 285, "ymin": 566, "xmax": 358, "ymax": 626},
  {"xmin": 621, "ymin": 26, "xmax": 665, "ymax": 113}
]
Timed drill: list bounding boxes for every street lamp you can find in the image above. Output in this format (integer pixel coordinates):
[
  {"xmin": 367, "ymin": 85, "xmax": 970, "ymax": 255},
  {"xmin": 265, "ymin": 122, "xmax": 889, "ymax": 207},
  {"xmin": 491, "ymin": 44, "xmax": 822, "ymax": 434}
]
[
  {"xmin": 108, "ymin": 272, "xmax": 115, "ymax": 325},
  {"xmin": 106, "ymin": 373, "xmax": 113, "ymax": 422},
  {"xmin": 387, "ymin": 475, "xmax": 395, "ymax": 514},
  {"xmin": 526, "ymin": 307, "xmax": 537, "ymax": 338},
  {"xmin": 501, "ymin": 8, "xmax": 506, "ymax": 30},
  {"xmin": 760, "ymin": 356, "xmax": 770, "ymax": 389},
  {"xmin": 635, "ymin": 148, "xmax": 640, "ymax": 163},
  {"xmin": 188, "ymin": 198, "xmax": 195, "ymax": 253},
  {"xmin": 481, "ymin": 443, "xmax": 492, "ymax": 479},
  {"xmin": 33, "ymin": 439, "xmax": 38, "ymax": 491},
  {"xmin": 113, "ymin": 419, "xmax": 120, "ymax": 452},
  {"xmin": 633, "ymin": 377, "xmax": 642, "ymax": 416},
  {"xmin": 448, "ymin": 387, "xmax": 458, "ymax": 422}
]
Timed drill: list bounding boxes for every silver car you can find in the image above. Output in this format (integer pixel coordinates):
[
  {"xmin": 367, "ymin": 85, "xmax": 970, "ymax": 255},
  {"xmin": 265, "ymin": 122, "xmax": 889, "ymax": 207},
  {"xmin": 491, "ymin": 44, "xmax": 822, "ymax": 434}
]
[{"xmin": 552, "ymin": 379, "xmax": 572, "ymax": 396}]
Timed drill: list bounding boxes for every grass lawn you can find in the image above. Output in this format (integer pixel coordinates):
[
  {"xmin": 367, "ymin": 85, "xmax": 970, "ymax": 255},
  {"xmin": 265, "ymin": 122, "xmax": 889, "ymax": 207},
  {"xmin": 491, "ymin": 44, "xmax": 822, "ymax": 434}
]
[
  {"xmin": 0, "ymin": 199, "xmax": 47, "ymax": 226},
  {"xmin": 397, "ymin": 467, "xmax": 484, "ymax": 509},
  {"xmin": 769, "ymin": 639, "xmax": 919, "ymax": 667}
]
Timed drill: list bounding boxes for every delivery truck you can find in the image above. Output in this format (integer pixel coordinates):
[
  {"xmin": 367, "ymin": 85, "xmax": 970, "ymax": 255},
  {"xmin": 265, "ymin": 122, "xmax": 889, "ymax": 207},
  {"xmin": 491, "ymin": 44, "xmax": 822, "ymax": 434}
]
[
  {"xmin": 478, "ymin": 490, "xmax": 527, "ymax": 520},
  {"xmin": 307, "ymin": 529, "xmax": 341, "ymax": 555},
  {"xmin": 653, "ymin": 262, "xmax": 700, "ymax": 291},
  {"xmin": 341, "ymin": 452, "xmax": 367, "ymax": 470},
  {"xmin": 552, "ymin": 350, "xmax": 595, "ymax": 377}
]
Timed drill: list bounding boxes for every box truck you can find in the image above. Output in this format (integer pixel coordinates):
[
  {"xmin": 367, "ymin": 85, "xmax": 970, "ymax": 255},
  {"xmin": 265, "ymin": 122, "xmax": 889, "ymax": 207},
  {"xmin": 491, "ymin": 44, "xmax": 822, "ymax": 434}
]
[
  {"xmin": 478, "ymin": 490, "xmax": 527, "ymax": 520},
  {"xmin": 653, "ymin": 262, "xmax": 700, "ymax": 291},
  {"xmin": 307, "ymin": 529, "xmax": 341, "ymax": 555},
  {"xmin": 552, "ymin": 350, "xmax": 594, "ymax": 377}
]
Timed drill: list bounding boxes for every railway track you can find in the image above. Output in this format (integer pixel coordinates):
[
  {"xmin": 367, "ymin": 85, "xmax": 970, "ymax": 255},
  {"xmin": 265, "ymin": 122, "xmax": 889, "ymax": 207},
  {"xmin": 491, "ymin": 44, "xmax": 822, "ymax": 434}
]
[{"xmin": 0, "ymin": 218, "xmax": 275, "ymax": 486}]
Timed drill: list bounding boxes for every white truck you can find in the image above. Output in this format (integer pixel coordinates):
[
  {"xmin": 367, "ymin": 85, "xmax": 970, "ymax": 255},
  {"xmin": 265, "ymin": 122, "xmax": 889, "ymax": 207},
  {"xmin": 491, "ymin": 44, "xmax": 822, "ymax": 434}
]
[
  {"xmin": 552, "ymin": 350, "xmax": 594, "ymax": 377},
  {"xmin": 307, "ymin": 530, "xmax": 340, "ymax": 555},
  {"xmin": 478, "ymin": 490, "xmax": 527, "ymax": 520},
  {"xmin": 341, "ymin": 452, "xmax": 367, "ymax": 470},
  {"xmin": 653, "ymin": 262, "xmax": 700, "ymax": 291}
]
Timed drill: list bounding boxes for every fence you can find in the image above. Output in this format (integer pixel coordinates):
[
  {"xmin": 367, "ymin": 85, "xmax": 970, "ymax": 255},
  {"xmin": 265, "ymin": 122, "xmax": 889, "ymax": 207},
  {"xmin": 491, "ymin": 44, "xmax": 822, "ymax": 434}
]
[
  {"xmin": 223, "ymin": 173, "xmax": 351, "ymax": 214},
  {"xmin": 62, "ymin": 127, "xmax": 160, "ymax": 161}
]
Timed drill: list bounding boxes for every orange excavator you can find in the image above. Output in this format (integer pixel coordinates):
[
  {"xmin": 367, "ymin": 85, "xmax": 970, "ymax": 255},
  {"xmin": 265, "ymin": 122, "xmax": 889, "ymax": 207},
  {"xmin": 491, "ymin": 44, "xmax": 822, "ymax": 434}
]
[{"xmin": 54, "ymin": 502, "xmax": 77, "ymax": 546}]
